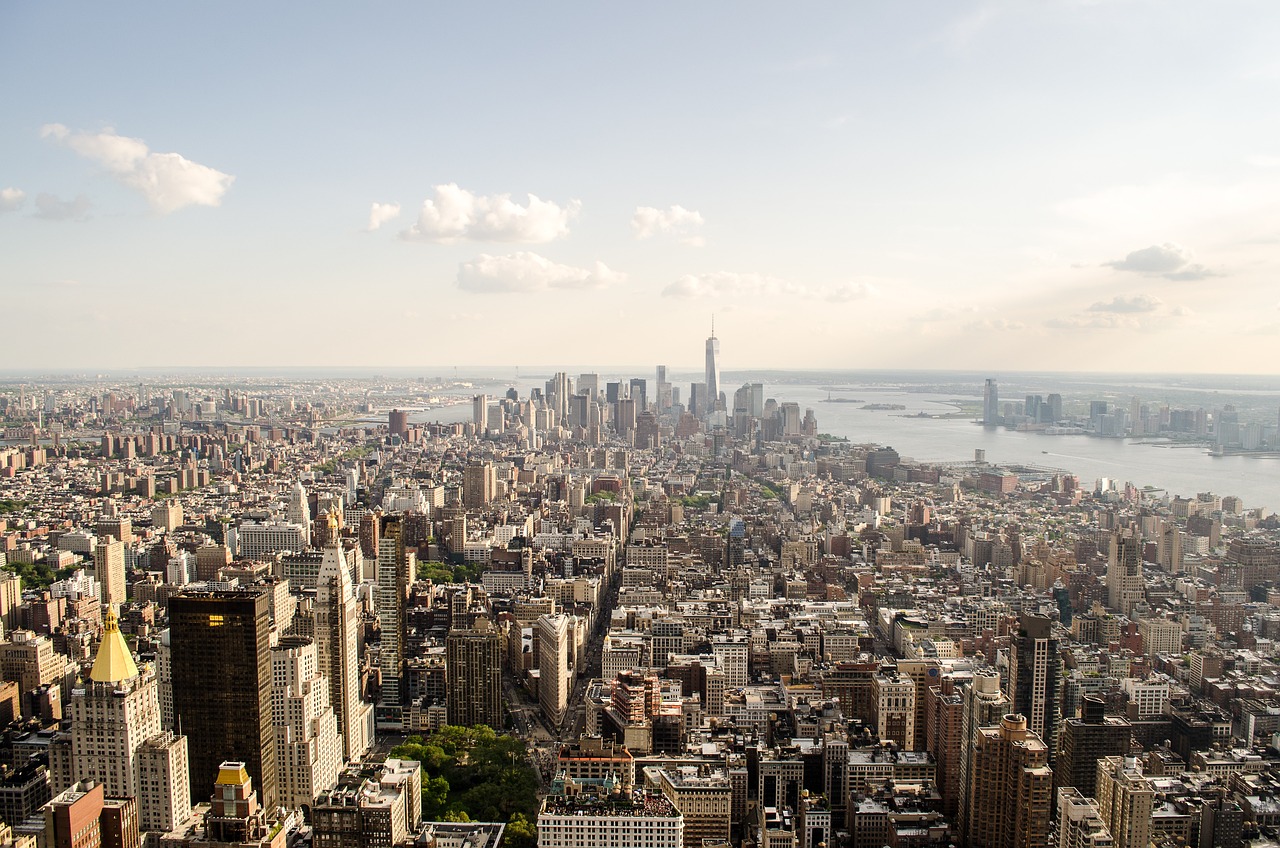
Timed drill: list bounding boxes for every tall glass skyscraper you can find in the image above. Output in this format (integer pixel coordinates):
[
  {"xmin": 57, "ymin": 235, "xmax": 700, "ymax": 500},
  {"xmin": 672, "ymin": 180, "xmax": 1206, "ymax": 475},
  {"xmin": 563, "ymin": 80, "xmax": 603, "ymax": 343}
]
[{"xmin": 705, "ymin": 325, "xmax": 720, "ymax": 414}]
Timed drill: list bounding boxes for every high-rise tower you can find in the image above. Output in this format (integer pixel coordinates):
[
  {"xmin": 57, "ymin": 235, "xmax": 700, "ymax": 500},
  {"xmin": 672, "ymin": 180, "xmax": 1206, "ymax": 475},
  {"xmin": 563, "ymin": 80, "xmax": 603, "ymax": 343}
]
[
  {"xmin": 169, "ymin": 587, "xmax": 277, "ymax": 808},
  {"xmin": 705, "ymin": 322, "xmax": 721, "ymax": 415},
  {"xmin": 70, "ymin": 607, "xmax": 158, "ymax": 796},
  {"xmin": 984, "ymin": 379, "xmax": 1001, "ymax": 426},
  {"xmin": 271, "ymin": 636, "xmax": 342, "ymax": 811},
  {"xmin": 315, "ymin": 543, "xmax": 372, "ymax": 761},
  {"xmin": 445, "ymin": 618, "xmax": 504, "ymax": 729},
  {"xmin": 377, "ymin": 517, "xmax": 413, "ymax": 726},
  {"xmin": 1009, "ymin": 614, "xmax": 1062, "ymax": 761}
]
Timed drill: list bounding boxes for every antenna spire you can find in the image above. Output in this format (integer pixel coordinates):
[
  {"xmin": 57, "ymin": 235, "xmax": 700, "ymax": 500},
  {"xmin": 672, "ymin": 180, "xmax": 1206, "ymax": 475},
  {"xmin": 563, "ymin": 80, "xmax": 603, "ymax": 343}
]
[{"xmin": 711, "ymin": 314, "xmax": 715, "ymax": 338}]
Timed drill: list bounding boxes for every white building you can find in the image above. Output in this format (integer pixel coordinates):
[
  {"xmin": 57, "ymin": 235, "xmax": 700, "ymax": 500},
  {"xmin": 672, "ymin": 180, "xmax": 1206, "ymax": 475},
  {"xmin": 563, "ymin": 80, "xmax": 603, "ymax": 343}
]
[{"xmin": 538, "ymin": 792, "xmax": 683, "ymax": 848}]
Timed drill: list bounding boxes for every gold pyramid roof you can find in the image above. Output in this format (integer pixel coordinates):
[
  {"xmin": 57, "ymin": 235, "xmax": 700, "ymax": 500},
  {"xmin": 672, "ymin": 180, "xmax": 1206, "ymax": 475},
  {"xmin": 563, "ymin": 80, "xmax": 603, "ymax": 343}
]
[{"xmin": 89, "ymin": 606, "xmax": 139, "ymax": 683}]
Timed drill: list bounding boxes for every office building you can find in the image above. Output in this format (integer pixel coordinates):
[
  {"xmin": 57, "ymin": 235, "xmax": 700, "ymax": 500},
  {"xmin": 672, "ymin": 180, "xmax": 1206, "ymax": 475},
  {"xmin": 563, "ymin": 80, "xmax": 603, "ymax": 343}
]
[
  {"xmin": 315, "ymin": 543, "xmax": 372, "ymax": 761},
  {"xmin": 871, "ymin": 672, "xmax": 916, "ymax": 748},
  {"xmin": 272, "ymin": 636, "xmax": 342, "ymax": 811},
  {"xmin": 67, "ymin": 606, "xmax": 160, "ymax": 800},
  {"xmin": 312, "ymin": 760, "xmax": 423, "ymax": 848},
  {"xmin": 537, "ymin": 614, "xmax": 574, "ymax": 728},
  {"xmin": 445, "ymin": 619, "xmax": 504, "ymax": 729},
  {"xmin": 704, "ymin": 327, "xmax": 720, "ymax": 413},
  {"xmin": 647, "ymin": 765, "xmax": 731, "ymax": 848},
  {"xmin": 538, "ymin": 792, "xmax": 683, "ymax": 848},
  {"xmin": 1055, "ymin": 697, "xmax": 1132, "ymax": 798},
  {"xmin": 1009, "ymin": 614, "xmax": 1061, "ymax": 760},
  {"xmin": 169, "ymin": 588, "xmax": 277, "ymax": 808},
  {"xmin": 1107, "ymin": 530, "xmax": 1145, "ymax": 616},
  {"xmin": 472, "ymin": 394, "xmax": 487, "ymax": 432},
  {"xmin": 984, "ymin": 379, "xmax": 1001, "ymax": 425}
]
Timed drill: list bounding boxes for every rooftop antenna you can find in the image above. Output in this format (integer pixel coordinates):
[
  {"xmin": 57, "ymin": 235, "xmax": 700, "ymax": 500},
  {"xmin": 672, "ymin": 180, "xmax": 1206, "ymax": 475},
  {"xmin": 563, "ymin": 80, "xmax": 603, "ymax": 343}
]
[{"xmin": 711, "ymin": 314, "xmax": 716, "ymax": 338}]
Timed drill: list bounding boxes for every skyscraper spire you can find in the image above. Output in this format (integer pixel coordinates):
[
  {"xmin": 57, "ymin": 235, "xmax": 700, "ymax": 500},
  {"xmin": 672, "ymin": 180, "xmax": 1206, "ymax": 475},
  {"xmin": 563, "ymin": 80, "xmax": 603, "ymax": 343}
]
[{"xmin": 90, "ymin": 605, "xmax": 140, "ymax": 683}]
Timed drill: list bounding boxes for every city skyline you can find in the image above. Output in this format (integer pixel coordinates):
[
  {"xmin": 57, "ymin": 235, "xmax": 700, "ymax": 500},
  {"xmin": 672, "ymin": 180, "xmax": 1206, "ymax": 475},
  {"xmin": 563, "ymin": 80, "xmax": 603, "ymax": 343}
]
[{"xmin": 4, "ymin": 3, "xmax": 1280, "ymax": 372}]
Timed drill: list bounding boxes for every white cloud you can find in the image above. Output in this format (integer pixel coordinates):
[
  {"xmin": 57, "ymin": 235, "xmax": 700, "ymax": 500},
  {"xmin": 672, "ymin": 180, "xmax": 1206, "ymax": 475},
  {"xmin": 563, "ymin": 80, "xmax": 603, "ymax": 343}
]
[
  {"xmin": 34, "ymin": 193, "xmax": 92, "ymax": 221},
  {"xmin": 1044, "ymin": 313, "xmax": 1142, "ymax": 330},
  {"xmin": 1104, "ymin": 243, "xmax": 1218, "ymax": 281},
  {"xmin": 457, "ymin": 252, "xmax": 625, "ymax": 294},
  {"xmin": 367, "ymin": 202, "xmax": 401, "ymax": 231},
  {"xmin": 825, "ymin": 282, "xmax": 879, "ymax": 302},
  {"xmin": 632, "ymin": 205, "xmax": 705, "ymax": 246},
  {"xmin": 1087, "ymin": 293, "xmax": 1163, "ymax": 313},
  {"xmin": 401, "ymin": 184, "xmax": 579, "ymax": 243},
  {"xmin": 0, "ymin": 187, "xmax": 25, "ymax": 213},
  {"xmin": 964, "ymin": 318, "xmax": 1025, "ymax": 332},
  {"xmin": 41, "ymin": 123, "xmax": 234, "ymax": 213},
  {"xmin": 662, "ymin": 271, "xmax": 876, "ymax": 302}
]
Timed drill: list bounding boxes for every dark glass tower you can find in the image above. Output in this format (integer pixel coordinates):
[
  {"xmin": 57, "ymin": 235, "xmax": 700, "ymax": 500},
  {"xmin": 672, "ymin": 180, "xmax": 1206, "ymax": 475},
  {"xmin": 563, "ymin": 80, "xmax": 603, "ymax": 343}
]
[{"xmin": 169, "ymin": 588, "xmax": 276, "ymax": 808}]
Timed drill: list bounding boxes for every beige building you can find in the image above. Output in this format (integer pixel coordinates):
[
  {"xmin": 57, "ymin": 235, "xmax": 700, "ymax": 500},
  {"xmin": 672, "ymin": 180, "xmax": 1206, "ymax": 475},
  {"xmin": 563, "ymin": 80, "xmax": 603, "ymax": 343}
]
[
  {"xmin": 315, "ymin": 543, "xmax": 372, "ymax": 761},
  {"xmin": 966, "ymin": 714, "xmax": 1053, "ymax": 848},
  {"xmin": 271, "ymin": 637, "xmax": 342, "ymax": 811},
  {"xmin": 1095, "ymin": 757, "xmax": 1153, "ymax": 848},
  {"xmin": 537, "ymin": 614, "xmax": 575, "ymax": 728},
  {"xmin": 93, "ymin": 538, "xmax": 126, "ymax": 607},
  {"xmin": 871, "ymin": 672, "xmax": 916, "ymax": 748},
  {"xmin": 648, "ymin": 765, "xmax": 732, "ymax": 848}
]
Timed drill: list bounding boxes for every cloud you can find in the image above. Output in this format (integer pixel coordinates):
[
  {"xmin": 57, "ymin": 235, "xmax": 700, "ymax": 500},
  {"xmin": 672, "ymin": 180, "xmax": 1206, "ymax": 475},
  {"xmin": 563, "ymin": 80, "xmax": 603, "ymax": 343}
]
[
  {"xmin": 1087, "ymin": 294, "xmax": 1163, "ymax": 313},
  {"xmin": 662, "ymin": 271, "xmax": 876, "ymax": 302},
  {"xmin": 1045, "ymin": 313, "xmax": 1142, "ymax": 330},
  {"xmin": 964, "ymin": 318, "xmax": 1025, "ymax": 332},
  {"xmin": 826, "ymin": 282, "xmax": 879, "ymax": 302},
  {"xmin": 400, "ymin": 184, "xmax": 579, "ymax": 243},
  {"xmin": 0, "ymin": 187, "xmax": 25, "ymax": 213},
  {"xmin": 41, "ymin": 123, "xmax": 234, "ymax": 213},
  {"xmin": 33, "ymin": 193, "xmax": 92, "ymax": 221},
  {"xmin": 918, "ymin": 305, "xmax": 980, "ymax": 322},
  {"xmin": 457, "ymin": 252, "xmax": 625, "ymax": 294},
  {"xmin": 632, "ymin": 205, "xmax": 705, "ymax": 246},
  {"xmin": 366, "ymin": 202, "xmax": 401, "ymax": 231},
  {"xmin": 1104, "ymin": 242, "xmax": 1219, "ymax": 281}
]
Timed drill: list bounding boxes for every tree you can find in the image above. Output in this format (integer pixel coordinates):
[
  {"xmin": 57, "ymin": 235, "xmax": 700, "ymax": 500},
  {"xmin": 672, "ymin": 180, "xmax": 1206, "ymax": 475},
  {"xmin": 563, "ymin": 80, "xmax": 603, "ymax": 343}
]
[{"xmin": 505, "ymin": 813, "xmax": 537, "ymax": 848}]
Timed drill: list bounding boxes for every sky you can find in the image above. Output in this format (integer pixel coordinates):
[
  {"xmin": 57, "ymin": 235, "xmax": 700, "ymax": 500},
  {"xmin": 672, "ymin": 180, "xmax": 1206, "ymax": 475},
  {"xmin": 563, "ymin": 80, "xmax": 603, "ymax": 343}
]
[{"xmin": 3, "ymin": 2, "xmax": 1280, "ymax": 374}]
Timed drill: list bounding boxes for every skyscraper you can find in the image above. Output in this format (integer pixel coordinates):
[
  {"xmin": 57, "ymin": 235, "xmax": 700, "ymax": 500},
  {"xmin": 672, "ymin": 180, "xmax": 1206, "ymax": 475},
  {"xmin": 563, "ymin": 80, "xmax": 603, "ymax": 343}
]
[
  {"xmin": 958, "ymin": 669, "xmax": 1012, "ymax": 843},
  {"xmin": 445, "ymin": 618, "xmax": 504, "ymax": 729},
  {"xmin": 68, "ymin": 605, "xmax": 182, "ymax": 833},
  {"xmin": 704, "ymin": 325, "xmax": 720, "ymax": 414},
  {"xmin": 93, "ymin": 538, "xmax": 126, "ymax": 608},
  {"xmin": 655, "ymin": 366, "xmax": 671, "ymax": 412},
  {"xmin": 1057, "ymin": 788, "xmax": 1114, "ymax": 848},
  {"xmin": 1095, "ymin": 757, "xmax": 1154, "ymax": 848},
  {"xmin": 472, "ymin": 394, "xmax": 488, "ymax": 432},
  {"xmin": 1107, "ymin": 530, "xmax": 1144, "ymax": 616},
  {"xmin": 1009, "ymin": 614, "xmax": 1062, "ymax": 761},
  {"xmin": 1054, "ymin": 697, "xmax": 1132, "ymax": 798},
  {"xmin": 287, "ymin": 481, "xmax": 311, "ymax": 547},
  {"xmin": 966, "ymin": 714, "xmax": 1053, "ymax": 848},
  {"xmin": 377, "ymin": 517, "xmax": 413, "ymax": 726},
  {"xmin": 169, "ymin": 587, "xmax": 277, "ymax": 808},
  {"xmin": 271, "ymin": 636, "xmax": 342, "ymax": 811},
  {"xmin": 315, "ymin": 543, "xmax": 372, "ymax": 761},
  {"xmin": 984, "ymin": 379, "xmax": 1001, "ymax": 426},
  {"xmin": 536, "ymin": 614, "xmax": 574, "ymax": 728}
]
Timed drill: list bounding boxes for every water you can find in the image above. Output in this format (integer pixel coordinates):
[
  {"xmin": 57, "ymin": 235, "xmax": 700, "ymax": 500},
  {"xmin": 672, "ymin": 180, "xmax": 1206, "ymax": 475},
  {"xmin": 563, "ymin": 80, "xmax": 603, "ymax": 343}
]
[
  {"xmin": 772, "ymin": 384, "xmax": 1278, "ymax": 511},
  {"xmin": 406, "ymin": 378, "xmax": 1278, "ymax": 512}
]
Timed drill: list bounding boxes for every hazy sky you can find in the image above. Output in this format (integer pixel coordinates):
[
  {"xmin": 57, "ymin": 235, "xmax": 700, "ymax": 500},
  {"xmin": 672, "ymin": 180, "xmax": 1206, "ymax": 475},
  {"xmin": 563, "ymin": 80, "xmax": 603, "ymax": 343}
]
[{"xmin": 4, "ymin": 2, "xmax": 1280, "ymax": 373}]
